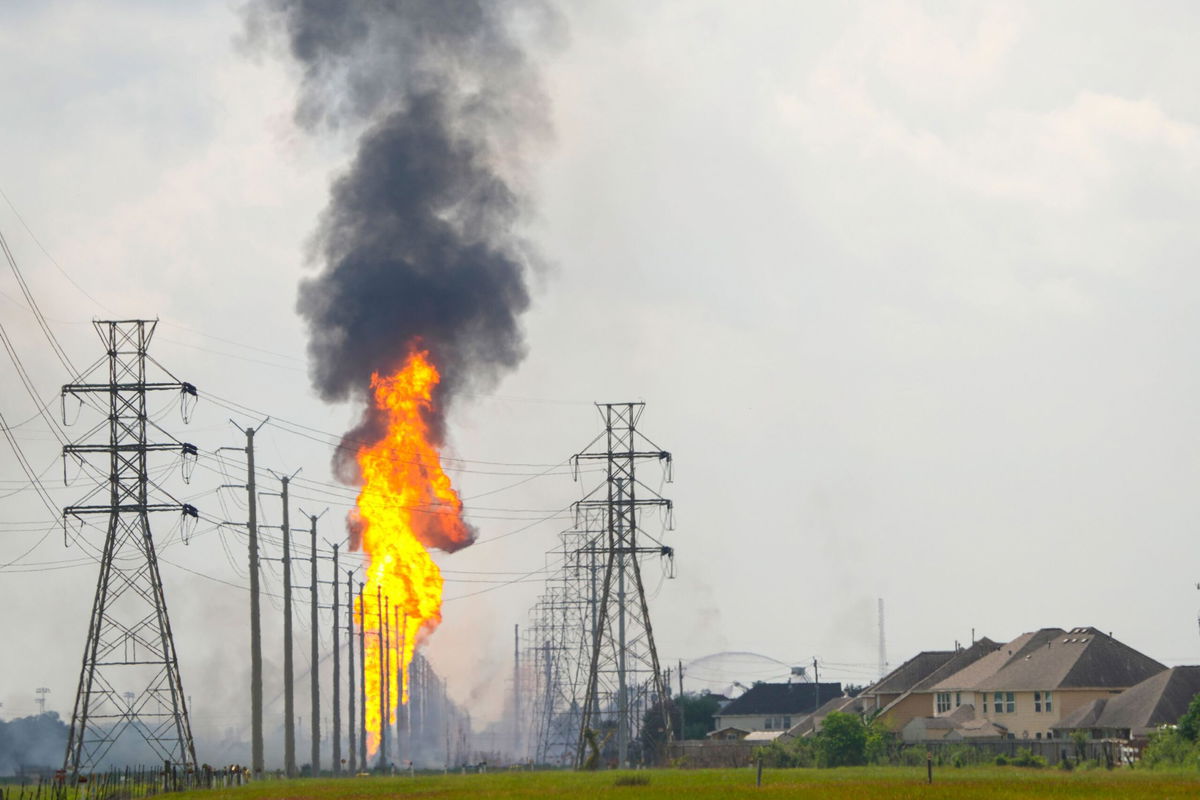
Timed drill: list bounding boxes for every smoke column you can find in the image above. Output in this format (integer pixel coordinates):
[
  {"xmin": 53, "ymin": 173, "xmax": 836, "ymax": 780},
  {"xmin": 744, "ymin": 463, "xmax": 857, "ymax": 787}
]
[
  {"xmin": 246, "ymin": 1, "xmax": 558, "ymax": 757},
  {"xmin": 247, "ymin": 0, "xmax": 557, "ymax": 463}
]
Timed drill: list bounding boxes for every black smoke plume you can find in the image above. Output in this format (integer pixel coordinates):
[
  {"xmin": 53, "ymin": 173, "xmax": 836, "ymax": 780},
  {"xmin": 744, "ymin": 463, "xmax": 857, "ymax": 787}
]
[{"xmin": 247, "ymin": 0, "xmax": 557, "ymax": 460}]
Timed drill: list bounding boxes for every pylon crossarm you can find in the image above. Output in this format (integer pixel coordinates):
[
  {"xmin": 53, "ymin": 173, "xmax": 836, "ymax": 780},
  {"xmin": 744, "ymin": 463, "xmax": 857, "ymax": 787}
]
[{"xmin": 63, "ymin": 382, "xmax": 188, "ymax": 394}]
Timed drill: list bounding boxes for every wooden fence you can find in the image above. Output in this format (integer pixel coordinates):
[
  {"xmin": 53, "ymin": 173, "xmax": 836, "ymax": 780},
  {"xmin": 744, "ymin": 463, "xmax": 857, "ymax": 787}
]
[
  {"xmin": 0, "ymin": 765, "xmax": 249, "ymax": 800},
  {"xmin": 665, "ymin": 736, "xmax": 1143, "ymax": 769}
]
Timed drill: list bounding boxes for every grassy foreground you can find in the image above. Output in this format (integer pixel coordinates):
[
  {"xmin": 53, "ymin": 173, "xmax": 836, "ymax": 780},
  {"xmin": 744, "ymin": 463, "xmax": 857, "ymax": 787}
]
[{"xmin": 171, "ymin": 765, "xmax": 1200, "ymax": 800}]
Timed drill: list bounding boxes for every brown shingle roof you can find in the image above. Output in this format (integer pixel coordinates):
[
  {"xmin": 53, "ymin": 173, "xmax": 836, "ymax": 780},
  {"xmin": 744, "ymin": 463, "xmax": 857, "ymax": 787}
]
[
  {"xmin": 910, "ymin": 638, "xmax": 999, "ymax": 692},
  {"xmin": 931, "ymin": 631, "xmax": 1045, "ymax": 691},
  {"xmin": 869, "ymin": 651, "xmax": 955, "ymax": 696},
  {"xmin": 976, "ymin": 628, "xmax": 1164, "ymax": 691},
  {"xmin": 1069, "ymin": 666, "xmax": 1200, "ymax": 737},
  {"xmin": 931, "ymin": 627, "xmax": 1163, "ymax": 693}
]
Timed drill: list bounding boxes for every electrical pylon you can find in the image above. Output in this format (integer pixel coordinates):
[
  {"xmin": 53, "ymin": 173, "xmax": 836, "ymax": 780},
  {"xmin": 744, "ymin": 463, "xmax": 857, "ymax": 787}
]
[
  {"xmin": 574, "ymin": 402, "xmax": 675, "ymax": 769},
  {"xmin": 61, "ymin": 320, "xmax": 199, "ymax": 772},
  {"xmin": 523, "ymin": 517, "xmax": 603, "ymax": 765}
]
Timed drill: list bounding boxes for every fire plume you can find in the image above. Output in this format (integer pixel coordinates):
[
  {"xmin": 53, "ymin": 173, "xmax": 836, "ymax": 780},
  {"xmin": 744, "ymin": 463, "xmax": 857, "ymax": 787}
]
[{"xmin": 352, "ymin": 348, "xmax": 471, "ymax": 758}]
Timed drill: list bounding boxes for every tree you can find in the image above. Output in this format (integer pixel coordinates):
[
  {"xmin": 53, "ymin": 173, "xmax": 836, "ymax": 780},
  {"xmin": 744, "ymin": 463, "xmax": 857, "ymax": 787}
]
[
  {"xmin": 676, "ymin": 692, "xmax": 721, "ymax": 740},
  {"xmin": 1177, "ymin": 692, "xmax": 1200, "ymax": 742},
  {"xmin": 817, "ymin": 711, "xmax": 867, "ymax": 767}
]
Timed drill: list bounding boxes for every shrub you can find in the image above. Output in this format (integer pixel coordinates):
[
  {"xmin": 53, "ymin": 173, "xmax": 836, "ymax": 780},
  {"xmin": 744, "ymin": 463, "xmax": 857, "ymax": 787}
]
[
  {"xmin": 994, "ymin": 754, "xmax": 1008, "ymax": 766},
  {"xmin": 1069, "ymin": 729, "xmax": 1089, "ymax": 763},
  {"xmin": 864, "ymin": 714, "xmax": 892, "ymax": 765},
  {"xmin": 818, "ymin": 712, "xmax": 867, "ymax": 767},
  {"xmin": 1011, "ymin": 748, "xmax": 1047, "ymax": 768},
  {"xmin": 942, "ymin": 744, "xmax": 977, "ymax": 768},
  {"xmin": 898, "ymin": 747, "xmax": 927, "ymax": 767},
  {"xmin": 1141, "ymin": 727, "xmax": 1200, "ymax": 768},
  {"xmin": 755, "ymin": 737, "xmax": 815, "ymax": 768}
]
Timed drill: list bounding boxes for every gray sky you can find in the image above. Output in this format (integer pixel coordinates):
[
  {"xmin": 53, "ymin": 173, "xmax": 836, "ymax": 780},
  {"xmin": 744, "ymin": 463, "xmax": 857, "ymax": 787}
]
[{"xmin": 3, "ymin": 0, "xmax": 1200, "ymax": 762}]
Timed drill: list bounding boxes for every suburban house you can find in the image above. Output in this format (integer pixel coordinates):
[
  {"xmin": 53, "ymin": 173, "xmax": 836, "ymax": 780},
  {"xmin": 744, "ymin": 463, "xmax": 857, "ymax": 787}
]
[
  {"xmin": 710, "ymin": 682, "xmax": 842, "ymax": 736},
  {"xmin": 859, "ymin": 637, "xmax": 998, "ymax": 732},
  {"xmin": 900, "ymin": 627, "xmax": 1166, "ymax": 742},
  {"xmin": 1051, "ymin": 665, "xmax": 1200, "ymax": 740}
]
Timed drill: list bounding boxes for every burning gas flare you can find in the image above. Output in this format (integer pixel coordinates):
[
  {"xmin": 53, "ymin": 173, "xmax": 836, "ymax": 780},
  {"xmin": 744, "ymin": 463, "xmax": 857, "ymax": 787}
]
[{"xmin": 353, "ymin": 348, "xmax": 471, "ymax": 757}]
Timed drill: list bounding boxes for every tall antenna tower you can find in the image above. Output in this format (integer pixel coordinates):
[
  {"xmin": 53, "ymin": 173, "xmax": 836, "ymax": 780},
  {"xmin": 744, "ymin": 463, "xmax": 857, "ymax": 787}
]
[
  {"xmin": 61, "ymin": 320, "xmax": 199, "ymax": 773},
  {"xmin": 877, "ymin": 598, "xmax": 887, "ymax": 680},
  {"xmin": 574, "ymin": 402, "xmax": 675, "ymax": 769}
]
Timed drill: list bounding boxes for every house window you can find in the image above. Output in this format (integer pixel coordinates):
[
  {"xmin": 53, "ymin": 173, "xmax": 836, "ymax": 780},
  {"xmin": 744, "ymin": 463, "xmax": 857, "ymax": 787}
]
[
  {"xmin": 993, "ymin": 692, "xmax": 1015, "ymax": 713},
  {"xmin": 1044, "ymin": 692, "xmax": 1052, "ymax": 712},
  {"xmin": 955, "ymin": 692, "xmax": 961, "ymax": 707},
  {"xmin": 764, "ymin": 717, "xmax": 774, "ymax": 730},
  {"xmin": 1034, "ymin": 691, "xmax": 1053, "ymax": 713},
  {"xmin": 936, "ymin": 693, "xmax": 951, "ymax": 713},
  {"xmin": 993, "ymin": 692, "xmax": 1003, "ymax": 713},
  {"xmin": 782, "ymin": 717, "xmax": 791, "ymax": 729},
  {"xmin": 982, "ymin": 694, "xmax": 988, "ymax": 713}
]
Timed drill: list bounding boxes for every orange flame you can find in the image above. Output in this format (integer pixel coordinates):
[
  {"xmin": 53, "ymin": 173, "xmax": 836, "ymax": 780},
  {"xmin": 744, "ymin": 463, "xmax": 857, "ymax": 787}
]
[{"xmin": 353, "ymin": 348, "xmax": 471, "ymax": 758}]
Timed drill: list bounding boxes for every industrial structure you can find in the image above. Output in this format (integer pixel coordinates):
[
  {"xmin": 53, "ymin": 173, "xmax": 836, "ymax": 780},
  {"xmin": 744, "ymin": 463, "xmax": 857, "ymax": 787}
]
[
  {"xmin": 61, "ymin": 320, "xmax": 199, "ymax": 773},
  {"xmin": 518, "ymin": 403, "xmax": 677, "ymax": 768}
]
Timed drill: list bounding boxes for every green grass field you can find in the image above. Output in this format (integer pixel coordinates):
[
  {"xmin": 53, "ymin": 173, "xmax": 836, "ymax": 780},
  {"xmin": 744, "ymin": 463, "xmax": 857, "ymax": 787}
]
[{"xmin": 170, "ymin": 766, "xmax": 1200, "ymax": 800}]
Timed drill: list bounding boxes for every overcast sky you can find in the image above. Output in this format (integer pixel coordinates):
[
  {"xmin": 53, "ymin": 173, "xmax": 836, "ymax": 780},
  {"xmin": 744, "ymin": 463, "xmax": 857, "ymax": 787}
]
[{"xmin": 3, "ymin": 0, "xmax": 1200, "ymax": 764}]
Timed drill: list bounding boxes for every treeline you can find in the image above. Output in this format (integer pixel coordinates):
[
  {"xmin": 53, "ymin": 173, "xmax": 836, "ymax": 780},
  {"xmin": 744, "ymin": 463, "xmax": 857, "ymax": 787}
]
[{"xmin": 0, "ymin": 713, "xmax": 68, "ymax": 776}]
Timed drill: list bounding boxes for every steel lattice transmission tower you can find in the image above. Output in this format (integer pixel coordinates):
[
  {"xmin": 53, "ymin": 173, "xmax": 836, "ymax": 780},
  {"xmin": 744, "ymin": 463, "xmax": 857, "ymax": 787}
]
[
  {"xmin": 523, "ymin": 515, "xmax": 604, "ymax": 765},
  {"xmin": 61, "ymin": 320, "xmax": 199, "ymax": 773},
  {"xmin": 574, "ymin": 402, "xmax": 675, "ymax": 769}
]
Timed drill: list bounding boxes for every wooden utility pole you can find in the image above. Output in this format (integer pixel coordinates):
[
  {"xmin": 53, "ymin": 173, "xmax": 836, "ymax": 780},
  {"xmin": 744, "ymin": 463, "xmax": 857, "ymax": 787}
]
[
  {"xmin": 245, "ymin": 426, "xmax": 264, "ymax": 777},
  {"xmin": 309, "ymin": 514, "xmax": 321, "ymax": 775},
  {"xmin": 331, "ymin": 545, "xmax": 341, "ymax": 775},
  {"xmin": 358, "ymin": 582, "xmax": 367, "ymax": 769},
  {"xmin": 813, "ymin": 658, "xmax": 820, "ymax": 712},
  {"xmin": 378, "ymin": 588, "xmax": 388, "ymax": 769},
  {"xmin": 346, "ymin": 569, "xmax": 357, "ymax": 774},
  {"xmin": 678, "ymin": 659, "xmax": 685, "ymax": 739},
  {"xmin": 398, "ymin": 606, "xmax": 408, "ymax": 762},
  {"xmin": 513, "ymin": 624, "xmax": 520, "ymax": 759},
  {"xmin": 281, "ymin": 476, "xmax": 296, "ymax": 777}
]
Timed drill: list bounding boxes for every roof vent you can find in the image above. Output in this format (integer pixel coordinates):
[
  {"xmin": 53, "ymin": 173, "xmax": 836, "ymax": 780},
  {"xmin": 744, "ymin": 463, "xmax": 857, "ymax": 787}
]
[{"xmin": 1062, "ymin": 639, "xmax": 1069, "ymax": 643}]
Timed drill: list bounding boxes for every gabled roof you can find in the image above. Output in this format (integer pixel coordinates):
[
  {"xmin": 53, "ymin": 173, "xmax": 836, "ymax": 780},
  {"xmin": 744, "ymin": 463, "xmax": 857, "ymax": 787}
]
[
  {"xmin": 718, "ymin": 682, "xmax": 843, "ymax": 716},
  {"xmin": 870, "ymin": 640, "xmax": 999, "ymax": 721},
  {"xmin": 976, "ymin": 628, "xmax": 1164, "ymax": 691},
  {"xmin": 1054, "ymin": 698, "xmax": 1108, "ymax": 731},
  {"xmin": 869, "ymin": 651, "xmax": 955, "ymax": 696},
  {"xmin": 1056, "ymin": 666, "xmax": 1200, "ymax": 737},
  {"xmin": 783, "ymin": 695, "xmax": 868, "ymax": 738},
  {"xmin": 706, "ymin": 726, "xmax": 749, "ymax": 739},
  {"xmin": 931, "ymin": 630, "xmax": 1047, "ymax": 691},
  {"xmin": 948, "ymin": 719, "xmax": 1008, "ymax": 740},
  {"xmin": 931, "ymin": 627, "xmax": 1164, "ymax": 693},
  {"xmin": 912, "ymin": 638, "xmax": 999, "ymax": 693}
]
